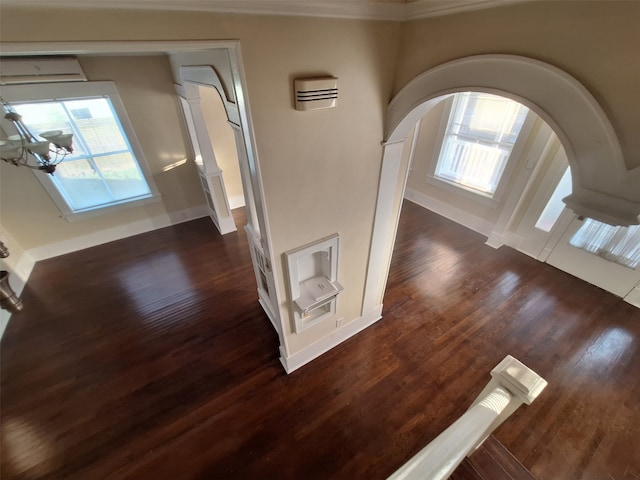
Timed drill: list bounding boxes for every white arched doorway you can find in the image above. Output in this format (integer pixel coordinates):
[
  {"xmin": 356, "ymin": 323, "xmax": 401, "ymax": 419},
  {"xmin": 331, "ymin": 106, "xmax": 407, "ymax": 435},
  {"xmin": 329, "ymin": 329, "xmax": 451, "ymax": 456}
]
[{"xmin": 362, "ymin": 54, "xmax": 639, "ymax": 317}]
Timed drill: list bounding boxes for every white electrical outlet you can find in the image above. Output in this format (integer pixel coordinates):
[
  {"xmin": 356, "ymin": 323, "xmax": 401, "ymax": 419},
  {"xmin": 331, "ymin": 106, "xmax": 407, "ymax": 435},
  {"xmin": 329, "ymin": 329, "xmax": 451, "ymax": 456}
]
[{"xmin": 336, "ymin": 317, "xmax": 344, "ymax": 328}]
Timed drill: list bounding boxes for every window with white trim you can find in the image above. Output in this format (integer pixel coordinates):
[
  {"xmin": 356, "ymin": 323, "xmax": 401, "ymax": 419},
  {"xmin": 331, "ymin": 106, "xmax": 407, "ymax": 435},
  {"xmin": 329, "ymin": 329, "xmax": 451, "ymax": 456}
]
[
  {"xmin": 570, "ymin": 219, "xmax": 640, "ymax": 269},
  {"xmin": 1, "ymin": 82, "xmax": 160, "ymax": 221},
  {"xmin": 433, "ymin": 92, "xmax": 530, "ymax": 197}
]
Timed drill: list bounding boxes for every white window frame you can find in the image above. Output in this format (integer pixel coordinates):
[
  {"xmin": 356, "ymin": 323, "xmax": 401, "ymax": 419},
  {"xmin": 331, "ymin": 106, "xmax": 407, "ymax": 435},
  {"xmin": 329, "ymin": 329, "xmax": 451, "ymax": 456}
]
[
  {"xmin": 1, "ymin": 81, "xmax": 161, "ymax": 222},
  {"xmin": 426, "ymin": 94, "xmax": 536, "ymax": 208}
]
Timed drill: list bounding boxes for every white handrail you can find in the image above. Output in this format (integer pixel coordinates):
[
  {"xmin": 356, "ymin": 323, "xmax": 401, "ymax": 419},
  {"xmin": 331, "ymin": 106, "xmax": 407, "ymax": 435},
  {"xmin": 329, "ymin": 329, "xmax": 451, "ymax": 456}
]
[{"xmin": 388, "ymin": 355, "xmax": 547, "ymax": 480}]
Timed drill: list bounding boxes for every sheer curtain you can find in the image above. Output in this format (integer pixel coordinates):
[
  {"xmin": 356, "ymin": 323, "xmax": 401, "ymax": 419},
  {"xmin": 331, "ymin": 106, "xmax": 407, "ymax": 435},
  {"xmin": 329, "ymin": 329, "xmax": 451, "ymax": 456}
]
[
  {"xmin": 569, "ymin": 219, "xmax": 640, "ymax": 269},
  {"xmin": 435, "ymin": 92, "xmax": 529, "ymax": 195}
]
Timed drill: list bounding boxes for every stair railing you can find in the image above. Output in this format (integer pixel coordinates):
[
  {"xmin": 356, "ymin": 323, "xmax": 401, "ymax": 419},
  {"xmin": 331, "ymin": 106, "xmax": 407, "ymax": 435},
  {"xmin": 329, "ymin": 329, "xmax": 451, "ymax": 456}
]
[{"xmin": 388, "ymin": 355, "xmax": 547, "ymax": 480}]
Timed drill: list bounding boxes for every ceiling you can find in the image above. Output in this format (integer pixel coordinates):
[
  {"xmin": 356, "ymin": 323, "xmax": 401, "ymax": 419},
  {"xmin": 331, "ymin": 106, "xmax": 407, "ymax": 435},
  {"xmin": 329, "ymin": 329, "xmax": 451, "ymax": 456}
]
[{"xmin": 0, "ymin": 0, "xmax": 530, "ymax": 21}]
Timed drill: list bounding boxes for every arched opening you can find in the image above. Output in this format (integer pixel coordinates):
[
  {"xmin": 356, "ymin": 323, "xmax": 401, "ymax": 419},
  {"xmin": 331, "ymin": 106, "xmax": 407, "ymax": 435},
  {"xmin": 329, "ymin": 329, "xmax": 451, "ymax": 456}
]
[
  {"xmin": 404, "ymin": 91, "xmax": 640, "ymax": 300},
  {"xmin": 362, "ymin": 55, "xmax": 639, "ymax": 317}
]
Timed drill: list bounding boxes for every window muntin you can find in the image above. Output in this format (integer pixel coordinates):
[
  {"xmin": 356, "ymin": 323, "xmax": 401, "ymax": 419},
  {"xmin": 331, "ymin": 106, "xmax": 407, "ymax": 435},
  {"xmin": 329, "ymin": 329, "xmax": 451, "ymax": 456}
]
[
  {"xmin": 14, "ymin": 97, "xmax": 151, "ymax": 212},
  {"xmin": 435, "ymin": 92, "xmax": 529, "ymax": 196}
]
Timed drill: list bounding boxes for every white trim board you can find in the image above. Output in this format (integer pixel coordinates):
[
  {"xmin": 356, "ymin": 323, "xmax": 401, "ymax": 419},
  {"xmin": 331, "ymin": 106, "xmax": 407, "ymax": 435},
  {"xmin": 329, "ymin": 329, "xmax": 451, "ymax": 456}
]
[
  {"xmin": 0, "ymin": 0, "xmax": 529, "ymax": 22},
  {"xmin": 0, "ymin": 40, "xmax": 240, "ymax": 56},
  {"xmin": 26, "ymin": 204, "xmax": 209, "ymax": 261},
  {"xmin": 624, "ymin": 283, "xmax": 640, "ymax": 309},
  {"xmin": 228, "ymin": 195, "xmax": 246, "ymax": 210},
  {"xmin": 279, "ymin": 305, "xmax": 383, "ymax": 374},
  {"xmin": 361, "ymin": 140, "xmax": 408, "ymax": 316},
  {"xmin": 404, "ymin": 188, "xmax": 493, "ymax": 237}
]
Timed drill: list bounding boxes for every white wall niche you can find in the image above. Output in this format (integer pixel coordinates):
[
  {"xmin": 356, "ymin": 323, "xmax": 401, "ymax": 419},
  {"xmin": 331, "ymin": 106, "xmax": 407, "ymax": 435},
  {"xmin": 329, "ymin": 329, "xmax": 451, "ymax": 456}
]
[{"xmin": 285, "ymin": 234, "xmax": 343, "ymax": 333}]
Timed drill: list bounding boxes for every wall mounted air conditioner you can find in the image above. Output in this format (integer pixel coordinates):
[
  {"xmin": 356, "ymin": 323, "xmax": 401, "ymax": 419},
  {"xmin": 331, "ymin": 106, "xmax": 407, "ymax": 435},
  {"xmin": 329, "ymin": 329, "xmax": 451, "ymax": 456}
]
[
  {"xmin": 294, "ymin": 77, "xmax": 338, "ymax": 111},
  {"xmin": 0, "ymin": 57, "xmax": 87, "ymax": 85}
]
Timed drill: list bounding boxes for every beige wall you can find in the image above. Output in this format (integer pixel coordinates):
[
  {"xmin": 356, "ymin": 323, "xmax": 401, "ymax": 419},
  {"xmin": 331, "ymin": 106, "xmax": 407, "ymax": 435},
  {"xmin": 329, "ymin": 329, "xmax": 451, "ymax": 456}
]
[
  {"xmin": 0, "ymin": 54, "xmax": 203, "ymax": 251},
  {"xmin": 199, "ymin": 86, "xmax": 244, "ymax": 202},
  {"xmin": 0, "ymin": 9, "xmax": 401, "ymax": 354},
  {"xmin": 394, "ymin": 0, "xmax": 640, "ymax": 170}
]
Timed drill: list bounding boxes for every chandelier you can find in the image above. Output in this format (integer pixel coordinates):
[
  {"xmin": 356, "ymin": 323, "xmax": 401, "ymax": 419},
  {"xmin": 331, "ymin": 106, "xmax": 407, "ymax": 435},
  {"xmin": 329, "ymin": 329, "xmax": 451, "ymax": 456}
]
[{"xmin": 0, "ymin": 98, "xmax": 73, "ymax": 174}]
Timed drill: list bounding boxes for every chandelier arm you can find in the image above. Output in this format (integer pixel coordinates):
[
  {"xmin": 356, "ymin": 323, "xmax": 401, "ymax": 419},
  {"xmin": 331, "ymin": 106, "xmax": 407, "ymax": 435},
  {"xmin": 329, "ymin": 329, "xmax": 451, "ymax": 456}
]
[
  {"xmin": 1, "ymin": 97, "xmax": 73, "ymax": 175},
  {"xmin": 13, "ymin": 118, "xmax": 39, "ymax": 144},
  {"xmin": 49, "ymin": 147, "xmax": 70, "ymax": 165}
]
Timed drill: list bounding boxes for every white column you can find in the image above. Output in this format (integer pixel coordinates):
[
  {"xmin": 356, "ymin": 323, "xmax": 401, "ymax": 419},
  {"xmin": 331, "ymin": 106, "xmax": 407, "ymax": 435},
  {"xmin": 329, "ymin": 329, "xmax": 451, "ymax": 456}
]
[
  {"xmin": 176, "ymin": 83, "xmax": 236, "ymax": 234},
  {"xmin": 361, "ymin": 140, "xmax": 410, "ymax": 317},
  {"xmin": 229, "ymin": 122, "xmax": 259, "ymax": 232}
]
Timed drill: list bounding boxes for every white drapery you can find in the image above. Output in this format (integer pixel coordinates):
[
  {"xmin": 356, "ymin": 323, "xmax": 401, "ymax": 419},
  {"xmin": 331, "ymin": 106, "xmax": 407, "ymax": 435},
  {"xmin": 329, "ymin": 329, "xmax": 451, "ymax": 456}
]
[{"xmin": 570, "ymin": 219, "xmax": 640, "ymax": 269}]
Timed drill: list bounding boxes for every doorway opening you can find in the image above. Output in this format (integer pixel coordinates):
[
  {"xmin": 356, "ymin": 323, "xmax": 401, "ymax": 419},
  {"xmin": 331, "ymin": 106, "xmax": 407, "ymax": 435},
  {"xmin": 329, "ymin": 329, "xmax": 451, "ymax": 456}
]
[
  {"xmin": 401, "ymin": 92, "xmax": 640, "ymax": 304},
  {"xmin": 199, "ymin": 86, "xmax": 245, "ymax": 213},
  {"xmin": 177, "ymin": 84, "xmax": 246, "ymax": 234},
  {"xmin": 361, "ymin": 54, "xmax": 636, "ymax": 319}
]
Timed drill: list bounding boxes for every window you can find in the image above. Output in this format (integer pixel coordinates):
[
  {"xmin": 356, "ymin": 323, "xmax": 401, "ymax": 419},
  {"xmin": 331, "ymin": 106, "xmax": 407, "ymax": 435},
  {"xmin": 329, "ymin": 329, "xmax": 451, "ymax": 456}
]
[
  {"xmin": 433, "ymin": 92, "xmax": 530, "ymax": 197},
  {"xmin": 1, "ymin": 82, "xmax": 159, "ymax": 221},
  {"xmin": 534, "ymin": 167, "xmax": 572, "ymax": 232},
  {"xmin": 570, "ymin": 219, "xmax": 640, "ymax": 269}
]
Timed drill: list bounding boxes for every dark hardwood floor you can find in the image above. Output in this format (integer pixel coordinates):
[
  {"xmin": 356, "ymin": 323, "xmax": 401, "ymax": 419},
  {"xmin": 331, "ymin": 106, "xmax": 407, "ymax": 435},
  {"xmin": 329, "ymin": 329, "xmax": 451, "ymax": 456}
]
[
  {"xmin": 2, "ymin": 202, "xmax": 639, "ymax": 480},
  {"xmin": 452, "ymin": 435, "xmax": 536, "ymax": 480}
]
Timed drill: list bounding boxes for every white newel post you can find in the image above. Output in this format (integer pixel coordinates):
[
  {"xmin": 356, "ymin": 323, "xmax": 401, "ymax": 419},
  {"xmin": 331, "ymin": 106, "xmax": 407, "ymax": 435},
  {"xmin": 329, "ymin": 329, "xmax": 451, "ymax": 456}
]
[{"xmin": 388, "ymin": 355, "xmax": 547, "ymax": 480}]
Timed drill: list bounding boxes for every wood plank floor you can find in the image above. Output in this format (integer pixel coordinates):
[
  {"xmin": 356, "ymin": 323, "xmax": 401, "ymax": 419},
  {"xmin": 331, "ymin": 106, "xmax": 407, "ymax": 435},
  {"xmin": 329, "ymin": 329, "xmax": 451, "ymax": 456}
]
[
  {"xmin": 2, "ymin": 202, "xmax": 639, "ymax": 480},
  {"xmin": 454, "ymin": 435, "xmax": 536, "ymax": 480}
]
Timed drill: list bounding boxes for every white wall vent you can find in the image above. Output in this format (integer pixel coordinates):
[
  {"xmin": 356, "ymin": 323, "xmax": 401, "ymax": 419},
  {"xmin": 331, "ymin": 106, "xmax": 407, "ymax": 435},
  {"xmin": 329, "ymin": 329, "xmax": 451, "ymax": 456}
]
[
  {"xmin": 0, "ymin": 57, "xmax": 87, "ymax": 85},
  {"xmin": 294, "ymin": 77, "xmax": 338, "ymax": 111}
]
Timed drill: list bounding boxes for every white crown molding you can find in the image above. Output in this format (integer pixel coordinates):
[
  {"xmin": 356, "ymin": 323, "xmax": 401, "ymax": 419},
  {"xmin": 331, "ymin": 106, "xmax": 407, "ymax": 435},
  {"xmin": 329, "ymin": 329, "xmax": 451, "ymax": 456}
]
[
  {"xmin": 0, "ymin": 0, "xmax": 529, "ymax": 21},
  {"xmin": 405, "ymin": 0, "xmax": 530, "ymax": 20},
  {"xmin": 0, "ymin": 40, "xmax": 240, "ymax": 56},
  {"xmin": 0, "ymin": 0, "xmax": 405, "ymax": 20}
]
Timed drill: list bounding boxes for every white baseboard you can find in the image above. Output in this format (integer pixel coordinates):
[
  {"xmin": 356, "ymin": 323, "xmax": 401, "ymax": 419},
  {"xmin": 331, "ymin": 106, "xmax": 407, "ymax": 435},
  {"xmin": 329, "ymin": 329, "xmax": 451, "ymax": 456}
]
[
  {"xmin": 624, "ymin": 284, "xmax": 640, "ymax": 309},
  {"xmin": 0, "ymin": 251, "xmax": 36, "ymax": 340},
  {"xmin": 228, "ymin": 195, "xmax": 246, "ymax": 210},
  {"xmin": 485, "ymin": 231, "xmax": 515, "ymax": 249},
  {"xmin": 13, "ymin": 249, "xmax": 36, "ymax": 286},
  {"xmin": 279, "ymin": 304, "xmax": 383, "ymax": 374},
  {"xmin": 27, "ymin": 204, "xmax": 209, "ymax": 261},
  {"xmin": 218, "ymin": 215, "xmax": 238, "ymax": 235},
  {"xmin": 404, "ymin": 188, "xmax": 493, "ymax": 237},
  {"xmin": 0, "ymin": 308, "xmax": 12, "ymax": 340}
]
